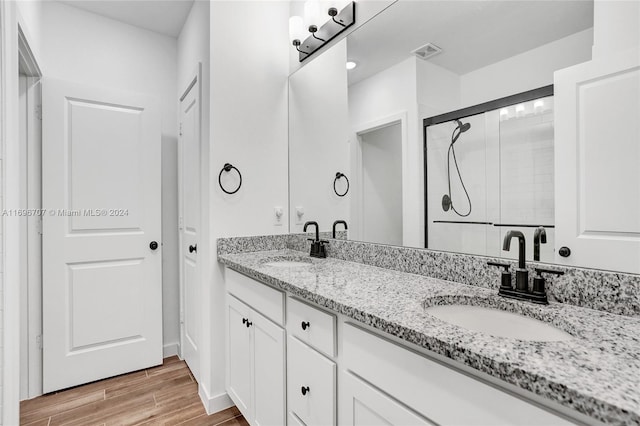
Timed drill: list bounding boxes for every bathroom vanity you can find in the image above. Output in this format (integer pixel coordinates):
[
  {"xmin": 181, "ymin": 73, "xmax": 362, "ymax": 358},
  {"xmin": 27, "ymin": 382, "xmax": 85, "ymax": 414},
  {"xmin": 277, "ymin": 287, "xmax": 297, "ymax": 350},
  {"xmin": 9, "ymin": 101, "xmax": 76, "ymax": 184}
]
[{"xmin": 219, "ymin": 246, "xmax": 640, "ymax": 426}]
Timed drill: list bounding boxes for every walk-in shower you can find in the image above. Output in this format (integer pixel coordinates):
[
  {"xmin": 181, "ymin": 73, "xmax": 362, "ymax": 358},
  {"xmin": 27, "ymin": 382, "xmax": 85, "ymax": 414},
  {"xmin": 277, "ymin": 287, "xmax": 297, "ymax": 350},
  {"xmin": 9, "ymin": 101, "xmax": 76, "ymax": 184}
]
[{"xmin": 424, "ymin": 86, "xmax": 556, "ymax": 262}]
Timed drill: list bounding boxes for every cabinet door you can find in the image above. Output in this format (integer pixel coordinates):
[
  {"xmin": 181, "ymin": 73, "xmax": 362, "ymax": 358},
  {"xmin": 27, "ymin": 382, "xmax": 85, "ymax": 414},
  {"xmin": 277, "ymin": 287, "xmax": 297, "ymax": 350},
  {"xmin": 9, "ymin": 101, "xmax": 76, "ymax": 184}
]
[
  {"xmin": 554, "ymin": 48, "xmax": 640, "ymax": 274},
  {"xmin": 252, "ymin": 309, "xmax": 286, "ymax": 426},
  {"xmin": 340, "ymin": 372, "xmax": 434, "ymax": 426},
  {"xmin": 288, "ymin": 336, "xmax": 336, "ymax": 426},
  {"xmin": 227, "ymin": 296, "xmax": 252, "ymax": 418}
]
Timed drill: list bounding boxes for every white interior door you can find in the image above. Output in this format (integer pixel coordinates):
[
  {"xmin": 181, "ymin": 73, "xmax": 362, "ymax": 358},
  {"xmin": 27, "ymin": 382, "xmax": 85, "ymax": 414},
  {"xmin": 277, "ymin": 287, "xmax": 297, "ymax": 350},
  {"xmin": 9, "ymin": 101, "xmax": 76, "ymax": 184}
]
[
  {"xmin": 179, "ymin": 69, "xmax": 201, "ymax": 380},
  {"xmin": 554, "ymin": 48, "xmax": 640, "ymax": 274},
  {"xmin": 42, "ymin": 78, "xmax": 162, "ymax": 393}
]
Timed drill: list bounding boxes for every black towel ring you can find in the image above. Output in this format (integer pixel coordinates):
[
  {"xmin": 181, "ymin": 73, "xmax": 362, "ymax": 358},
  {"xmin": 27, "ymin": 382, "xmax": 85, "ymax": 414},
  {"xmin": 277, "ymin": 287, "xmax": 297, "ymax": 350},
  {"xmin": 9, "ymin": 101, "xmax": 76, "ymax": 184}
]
[
  {"xmin": 334, "ymin": 172, "xmax": 349, "ymax": 197},
  {"xmin": 219, "ymin": 163, "xmax": 242, "ymax": 195}
]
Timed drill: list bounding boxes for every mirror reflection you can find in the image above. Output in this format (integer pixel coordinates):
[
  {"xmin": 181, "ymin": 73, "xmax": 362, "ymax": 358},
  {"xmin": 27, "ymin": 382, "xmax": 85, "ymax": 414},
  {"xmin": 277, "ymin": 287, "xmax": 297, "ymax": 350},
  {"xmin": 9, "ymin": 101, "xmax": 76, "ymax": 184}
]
[{"xmin": 289, "ymin": 0, "xmax": 594, "ymax": 262}]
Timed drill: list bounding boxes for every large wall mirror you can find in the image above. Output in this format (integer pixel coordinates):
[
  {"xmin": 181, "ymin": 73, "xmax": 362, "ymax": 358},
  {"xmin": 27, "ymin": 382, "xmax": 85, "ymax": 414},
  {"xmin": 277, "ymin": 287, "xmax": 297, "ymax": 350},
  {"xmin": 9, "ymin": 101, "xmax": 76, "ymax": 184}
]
[{"xmin": 289, "ymin": 1, "xmax": 598, "ymax": 264}]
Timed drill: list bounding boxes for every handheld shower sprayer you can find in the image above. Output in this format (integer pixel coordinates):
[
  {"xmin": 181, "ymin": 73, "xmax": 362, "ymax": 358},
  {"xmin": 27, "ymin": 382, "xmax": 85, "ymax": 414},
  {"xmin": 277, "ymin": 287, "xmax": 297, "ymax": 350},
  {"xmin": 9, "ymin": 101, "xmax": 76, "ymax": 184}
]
[{"xmin": 442, "ymin": 119, "xmax": 473, "ymax": 216}]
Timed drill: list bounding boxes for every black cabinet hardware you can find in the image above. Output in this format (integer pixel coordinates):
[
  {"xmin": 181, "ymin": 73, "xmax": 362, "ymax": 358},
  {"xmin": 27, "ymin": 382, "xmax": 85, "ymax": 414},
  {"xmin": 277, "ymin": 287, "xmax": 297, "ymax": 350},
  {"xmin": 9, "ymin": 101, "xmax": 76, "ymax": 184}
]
[
  {"xmin": 559, "ymin": 246, "xmax": 571, "ymax": 257},
  {"xmin": 301, "ymin": 386, "xmax": 310, "ymax": 396},
  {"xmin": 149, "ymin": 241, "xmax": 158, "ymax": 250},
  {"xmin": 301, "ymin": 321, "xmax": 310, "ymax": 330},
  {"xmin": 189, "ymin": 244, "xmax": 197, "ymax": 253}
]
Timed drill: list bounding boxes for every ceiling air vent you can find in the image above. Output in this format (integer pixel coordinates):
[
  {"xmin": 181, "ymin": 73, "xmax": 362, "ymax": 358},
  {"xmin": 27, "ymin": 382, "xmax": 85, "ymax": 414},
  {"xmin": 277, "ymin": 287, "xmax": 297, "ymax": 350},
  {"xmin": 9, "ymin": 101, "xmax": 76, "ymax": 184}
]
[{"xmin": 412, "ymin": 43, "xmax": 442, "ymax": 61}]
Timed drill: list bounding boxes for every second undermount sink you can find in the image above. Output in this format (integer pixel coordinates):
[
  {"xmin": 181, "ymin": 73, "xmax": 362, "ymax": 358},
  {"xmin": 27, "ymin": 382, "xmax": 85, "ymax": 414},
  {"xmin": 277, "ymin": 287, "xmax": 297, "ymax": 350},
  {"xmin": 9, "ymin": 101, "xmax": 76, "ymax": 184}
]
[{"xmin": 425, "ymin": 305, "xmax": 573, "ymax": 342}]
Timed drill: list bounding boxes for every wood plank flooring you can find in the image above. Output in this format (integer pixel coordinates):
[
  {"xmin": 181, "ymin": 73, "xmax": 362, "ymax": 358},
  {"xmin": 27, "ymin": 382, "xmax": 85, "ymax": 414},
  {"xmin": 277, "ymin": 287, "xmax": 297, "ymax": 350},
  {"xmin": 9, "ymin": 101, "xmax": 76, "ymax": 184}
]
[{"xmin": 20, "ymin": 356, "xmax": 249, "ymax": 426}]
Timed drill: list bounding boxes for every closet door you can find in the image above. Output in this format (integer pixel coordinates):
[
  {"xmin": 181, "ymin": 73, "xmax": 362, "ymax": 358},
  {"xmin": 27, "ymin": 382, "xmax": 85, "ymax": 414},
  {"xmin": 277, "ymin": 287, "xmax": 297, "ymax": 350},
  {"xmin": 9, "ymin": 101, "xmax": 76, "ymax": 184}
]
[{"xmin": 554, "ymin": 48, "xmax": 640, "ymax": 274}]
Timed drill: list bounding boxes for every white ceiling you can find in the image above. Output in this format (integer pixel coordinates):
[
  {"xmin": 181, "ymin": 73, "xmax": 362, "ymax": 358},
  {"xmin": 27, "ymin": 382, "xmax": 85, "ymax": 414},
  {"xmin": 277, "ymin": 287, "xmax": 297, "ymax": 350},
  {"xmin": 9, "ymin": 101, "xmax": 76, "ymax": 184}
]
[
  {"xmin": 58, "ymin": 0, "xmax": 195, "ymax": 37},
  {"xmin": 347, "ymin": 0, "xmax": 594, "ymax": 85}
]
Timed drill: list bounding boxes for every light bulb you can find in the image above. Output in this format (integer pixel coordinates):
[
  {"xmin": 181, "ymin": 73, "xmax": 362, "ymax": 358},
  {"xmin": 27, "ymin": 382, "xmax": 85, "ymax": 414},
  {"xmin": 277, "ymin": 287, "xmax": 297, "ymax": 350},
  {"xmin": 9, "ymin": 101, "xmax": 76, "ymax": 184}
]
[{"xmin": 289, "ymin": 16, "xmax": 305, "ymax": 43}]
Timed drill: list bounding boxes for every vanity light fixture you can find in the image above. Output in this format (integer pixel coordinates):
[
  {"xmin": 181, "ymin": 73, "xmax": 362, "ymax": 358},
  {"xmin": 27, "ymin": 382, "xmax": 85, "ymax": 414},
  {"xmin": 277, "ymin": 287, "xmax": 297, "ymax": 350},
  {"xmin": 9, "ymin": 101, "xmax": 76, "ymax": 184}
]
[{"xmin": 289, "ymin": 1, "xmax": 356, "ymax": 62}]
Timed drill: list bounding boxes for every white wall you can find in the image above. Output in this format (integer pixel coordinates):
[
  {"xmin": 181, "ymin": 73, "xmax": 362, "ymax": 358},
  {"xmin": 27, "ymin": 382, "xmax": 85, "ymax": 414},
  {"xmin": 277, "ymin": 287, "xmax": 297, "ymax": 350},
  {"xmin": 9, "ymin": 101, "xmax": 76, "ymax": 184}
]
[
  {"xmin": 348, "ymin": 57, "xmax": 422, "ymax": 246},
  {"xmin": 202, "ymin": 0, "xmax": 290, "ymax": 413},
  {"xmin": 360, "ymin": 123, "xmax": 403, "ymax": 245},
  {"xmin": 39, "ymin": 1, "xmax": 181, "ymax": 356},
  {"xmin": 592, "ymin": 0, "xmax": 640, "ymax": 58},
  {"xmin": 289, "ymin": 39, "xmax": 350, "ymax": 233},
  {"xmin": 460, "ymin": 28, "xmax": 593, "ymax": 107}
]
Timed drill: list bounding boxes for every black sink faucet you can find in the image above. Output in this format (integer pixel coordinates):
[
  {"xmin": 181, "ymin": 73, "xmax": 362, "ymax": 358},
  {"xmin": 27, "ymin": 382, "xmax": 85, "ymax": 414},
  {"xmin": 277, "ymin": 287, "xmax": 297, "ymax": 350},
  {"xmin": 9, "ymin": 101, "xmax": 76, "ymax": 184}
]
[
  {"xmin": 304, "ymin": 221, "xmax": 319, "ymax": 242},
  {"xmin": 332, "ymin": 220, "xmax": 348, "ymax": 239},
  {"xmin": 503, "ymin": 230, "xmax": 528, "ymax": 292},
  {"xmin": 533, "ymin": 226, "xmax": 547, "ymax": 262},
  {"xmin": 303, "ymin": 221, "xmax": 327, "ymax": 258}
]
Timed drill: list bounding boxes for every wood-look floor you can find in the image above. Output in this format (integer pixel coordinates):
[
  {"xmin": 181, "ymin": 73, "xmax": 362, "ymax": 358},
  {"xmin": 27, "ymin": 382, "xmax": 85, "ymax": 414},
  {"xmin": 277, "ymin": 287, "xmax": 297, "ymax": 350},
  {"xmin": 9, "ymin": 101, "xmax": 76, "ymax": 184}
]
[{"xmin": 20, "ymin": 356, "xmax": 249, "ymax": 426}]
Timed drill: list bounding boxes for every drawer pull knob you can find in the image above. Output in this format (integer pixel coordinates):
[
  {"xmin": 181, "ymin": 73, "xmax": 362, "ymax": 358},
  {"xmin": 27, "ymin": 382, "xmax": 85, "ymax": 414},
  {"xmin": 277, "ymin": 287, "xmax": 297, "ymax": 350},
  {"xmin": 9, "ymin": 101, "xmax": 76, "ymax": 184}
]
[
  {"xmin": 246, "ymin": 321, "xmax": 253, "ymax": 328},
  {"xmin": 301, "ymin": 321, "xmax": 310, "ymax": 330},
  {"xmin": 242, "ymin": 318, "xmax": 248, "ymax": 325},
  {"xmin": 301, "ymin": 386, "xmax": 310, "ymax": 396}
]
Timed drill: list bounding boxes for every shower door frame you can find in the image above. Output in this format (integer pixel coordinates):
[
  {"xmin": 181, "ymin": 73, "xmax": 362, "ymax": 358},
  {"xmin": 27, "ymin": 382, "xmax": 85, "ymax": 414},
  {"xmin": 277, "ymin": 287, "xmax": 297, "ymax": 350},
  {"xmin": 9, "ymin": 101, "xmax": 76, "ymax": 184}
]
[{"xmin": 422, "ymin": 84, "xmax": 554, "ymax": 249}]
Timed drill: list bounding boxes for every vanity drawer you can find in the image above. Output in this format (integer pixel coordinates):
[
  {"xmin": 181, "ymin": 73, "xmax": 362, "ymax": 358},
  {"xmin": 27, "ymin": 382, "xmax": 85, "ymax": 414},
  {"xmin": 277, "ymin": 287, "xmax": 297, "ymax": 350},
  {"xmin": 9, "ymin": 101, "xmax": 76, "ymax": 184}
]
[
  {"xmin": 287, "ymin": 297, "xmax": 336, "ymax": 357},
  {"xmin": 287, "ymin": 335, "xmax": 336, "ymax": 426},
  {"xmin": 226, "ymin": 269, "xmax": 284, "ymax": 325},
  {"xmin": 343, "ymin": 323, "xmax": 573, "ymax": 425}
]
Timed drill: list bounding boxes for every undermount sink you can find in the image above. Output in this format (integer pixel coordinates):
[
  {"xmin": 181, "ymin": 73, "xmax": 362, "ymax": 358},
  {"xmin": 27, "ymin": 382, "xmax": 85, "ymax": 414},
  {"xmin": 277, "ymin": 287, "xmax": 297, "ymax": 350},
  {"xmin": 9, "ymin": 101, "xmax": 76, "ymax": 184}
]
[
  {"xmin": 262, "ymin": 260, "xmax": 311, "ymax": 268},
  {"xmin": 425, "ymin": 305, "xmax": 573, "ymax": 342}
]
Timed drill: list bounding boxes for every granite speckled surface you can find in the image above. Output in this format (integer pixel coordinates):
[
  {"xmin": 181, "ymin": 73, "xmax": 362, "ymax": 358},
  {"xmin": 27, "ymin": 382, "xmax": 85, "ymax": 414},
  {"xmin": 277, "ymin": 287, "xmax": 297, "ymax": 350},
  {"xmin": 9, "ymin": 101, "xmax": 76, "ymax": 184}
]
[
  {"xmin": 218, "ymin": 234, "xmax": 640, "ymax": 317},
  {"xmin": 218, "ymin": 248, "xmax": 640, "ymax": 425}
]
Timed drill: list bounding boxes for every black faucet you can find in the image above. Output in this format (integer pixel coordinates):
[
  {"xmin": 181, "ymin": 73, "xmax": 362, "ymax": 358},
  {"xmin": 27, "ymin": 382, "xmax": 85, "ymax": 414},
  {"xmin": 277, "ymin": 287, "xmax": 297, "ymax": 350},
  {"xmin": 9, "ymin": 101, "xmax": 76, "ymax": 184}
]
[
  {"xmin": 503, "ymin": 230, "xmax": 528, "ymax": 292},
  {"xmin": 533, "ymin": 226, "xmax": 547, "ymax": 262},
  {"xmin": 488, "ymin": 229, "xmax": 552, "ymax": 304},
  {"xmin": 303, "ymin": 221, "xmax": 328, "ymax": 258},
  {"xmin": 332, "ymin": 220, "xmax": 348, "ymax": 239}
]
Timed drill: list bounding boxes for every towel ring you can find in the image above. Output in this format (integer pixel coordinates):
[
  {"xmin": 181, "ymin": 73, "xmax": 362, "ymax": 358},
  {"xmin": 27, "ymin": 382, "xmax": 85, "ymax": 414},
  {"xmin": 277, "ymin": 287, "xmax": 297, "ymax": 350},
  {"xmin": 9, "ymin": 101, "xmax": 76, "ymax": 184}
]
[
  {"xmin": 334, "ymin": 172, "xmax": 349, "ymax": 197},
  {"xmin": 219, "ymin": 163, "xmax": 242, "ymax": 195}
]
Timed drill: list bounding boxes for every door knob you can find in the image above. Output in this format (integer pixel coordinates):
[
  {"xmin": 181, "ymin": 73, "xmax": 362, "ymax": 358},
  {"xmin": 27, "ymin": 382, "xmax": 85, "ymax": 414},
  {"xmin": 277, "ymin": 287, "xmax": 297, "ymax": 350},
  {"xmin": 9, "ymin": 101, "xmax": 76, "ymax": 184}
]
[
  {"xmin": 149, "ymin": 241, "xmax": 158, "ymax": 250},
  {"xmin": 189, "ymin": 244, "xmax": 197, "ymax": 253},
  {"xmin": 559, "ymin": 246, "xmax": 571, "ymax": 257}
]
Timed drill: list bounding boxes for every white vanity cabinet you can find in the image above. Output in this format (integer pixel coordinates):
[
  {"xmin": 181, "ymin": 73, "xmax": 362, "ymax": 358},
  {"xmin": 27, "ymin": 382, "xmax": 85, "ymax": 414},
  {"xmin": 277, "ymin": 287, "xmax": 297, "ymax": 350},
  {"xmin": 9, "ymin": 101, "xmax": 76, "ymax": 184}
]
[
  {"xmin": 286, "ymin": 297, "xmax": 338, "ymax": 426},
  {"xmin": 341, "ymin": 323, "xmax": 575, "ymax": 426},
  {"xmin": 226, "ymin": 270, "xmax": 286, "ymax": 426},
  {"xmin": 340, "ymin": 371, "xmax": 434, "ymax": 426},
  {"xmin": 224, "ymin": 268, "xmax": 584, "ymax": 426}
]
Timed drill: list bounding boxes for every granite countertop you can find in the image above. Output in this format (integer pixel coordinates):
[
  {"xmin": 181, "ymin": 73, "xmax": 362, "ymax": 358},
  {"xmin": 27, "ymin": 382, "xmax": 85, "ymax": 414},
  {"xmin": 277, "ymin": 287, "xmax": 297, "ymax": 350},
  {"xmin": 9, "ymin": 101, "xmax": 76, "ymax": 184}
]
[{"xmin": 218, "ymin": 249, "xmax": 640, "ymax": 425}]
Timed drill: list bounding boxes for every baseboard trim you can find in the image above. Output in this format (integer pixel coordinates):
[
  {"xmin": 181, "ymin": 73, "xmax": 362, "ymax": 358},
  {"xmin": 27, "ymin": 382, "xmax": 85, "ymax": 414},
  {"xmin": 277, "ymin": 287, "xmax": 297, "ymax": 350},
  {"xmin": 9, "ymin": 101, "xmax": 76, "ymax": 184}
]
[
  {"xmin": 163, "ymin": 342, "xmax": 180, "ymax": 358},
  {"xmin": 198, "ymin": 384, "xmax": 234, "ymax": 415}
]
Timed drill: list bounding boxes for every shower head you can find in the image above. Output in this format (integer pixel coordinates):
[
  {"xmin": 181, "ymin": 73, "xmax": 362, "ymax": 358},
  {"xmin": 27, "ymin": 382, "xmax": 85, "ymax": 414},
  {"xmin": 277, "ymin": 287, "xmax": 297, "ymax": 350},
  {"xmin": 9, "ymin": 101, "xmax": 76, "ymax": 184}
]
[
  {"xmin": 451, "ymin": 119, "xmax": 471, "ymax": 145},
  {"xmin": 456, "ymin": 119, "xmax": 471, "ymax": 133}
]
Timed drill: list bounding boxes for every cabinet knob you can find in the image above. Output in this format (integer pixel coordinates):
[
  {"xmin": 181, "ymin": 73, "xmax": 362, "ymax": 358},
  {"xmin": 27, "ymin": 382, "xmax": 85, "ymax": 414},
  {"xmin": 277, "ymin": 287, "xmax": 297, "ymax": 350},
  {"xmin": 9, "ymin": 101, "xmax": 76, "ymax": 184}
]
[
  {"xmin": 301, "ymin": 321, "xmax": 310, "ymax": 331},
  {"xmin": 301, "ymin": 386, "xmax": 310, "ymax": 396},
  {"xmin": 246, "ymin": 320, "xmax": 253, "ymax": 328},
  {"xmin": 149, "ymin": 241, "xmax": 158, "ymax": 250},
  {"xmin": 559, "ymin": 246, "xmax": 571, "ymax": 257},
  {"xmin": 242, "ymin": 318, "xmax": 247, "ymax": 324},
  {"xmin": 189, "ymin": 244, "xmax": 197, "ymax": 253}
]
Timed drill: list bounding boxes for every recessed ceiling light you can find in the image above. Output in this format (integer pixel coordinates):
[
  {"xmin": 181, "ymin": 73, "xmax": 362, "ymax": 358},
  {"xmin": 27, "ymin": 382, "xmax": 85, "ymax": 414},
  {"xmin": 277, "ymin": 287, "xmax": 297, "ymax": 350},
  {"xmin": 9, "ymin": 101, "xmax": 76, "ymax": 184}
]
[{"xmin": 346, "ymin": 61, "xmax": 357, "ymax": 70}]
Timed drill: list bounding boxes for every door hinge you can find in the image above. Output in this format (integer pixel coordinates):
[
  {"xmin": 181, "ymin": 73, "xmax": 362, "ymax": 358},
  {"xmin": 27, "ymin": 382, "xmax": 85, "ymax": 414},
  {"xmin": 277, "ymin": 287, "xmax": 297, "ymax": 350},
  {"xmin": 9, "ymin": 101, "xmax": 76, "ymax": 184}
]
[
  {"xmin": 36, "ymin": 217, "xmax": 43, "ymax": 235},
  {"xmin": 36, "ymin": 334, "xmax": 43, "ymax": 350},
  {"xmin": 179, "ymin": 216, "xmax": 184, "ymax": 230},
  {"xmin": 179, "ymin": 122, "xmax": 183, "ymax": 136},
  {"xmin": 35, "ymin": 104, "xmax": 42, "ymax": 121}
]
